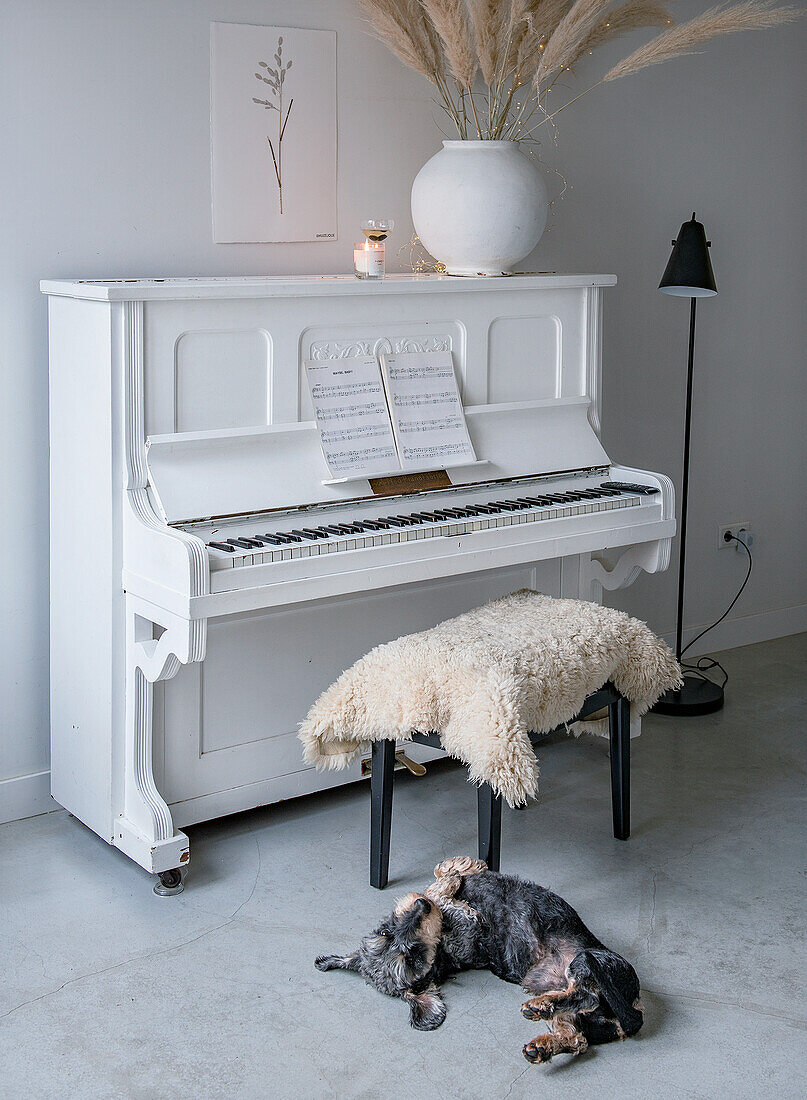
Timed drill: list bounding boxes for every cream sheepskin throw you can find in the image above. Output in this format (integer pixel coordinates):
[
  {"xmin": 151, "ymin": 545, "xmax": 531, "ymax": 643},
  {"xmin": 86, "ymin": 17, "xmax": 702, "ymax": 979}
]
[{"xmin": 299, "ymin": 590, "xmax": 681, "ymax": 807}]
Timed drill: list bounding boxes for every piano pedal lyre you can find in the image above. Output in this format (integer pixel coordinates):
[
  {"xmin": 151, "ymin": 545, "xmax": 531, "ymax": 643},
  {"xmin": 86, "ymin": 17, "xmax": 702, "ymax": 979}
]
[{"xmin": 361, "ymin": 749, "xmax": 427, "ymax": 778}]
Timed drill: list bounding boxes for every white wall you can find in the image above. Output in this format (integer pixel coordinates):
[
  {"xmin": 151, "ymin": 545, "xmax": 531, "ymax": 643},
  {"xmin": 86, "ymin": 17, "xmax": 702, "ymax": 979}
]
[{"xmin": 1, "ymin": 0, "xmax": 804, "ymax": 822}]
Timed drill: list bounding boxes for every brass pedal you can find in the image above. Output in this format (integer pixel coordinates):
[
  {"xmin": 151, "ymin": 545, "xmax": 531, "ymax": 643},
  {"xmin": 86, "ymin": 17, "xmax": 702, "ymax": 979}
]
[{"xmin": 360, "ymin": 749, "xmax": 427, "ymax": 778}]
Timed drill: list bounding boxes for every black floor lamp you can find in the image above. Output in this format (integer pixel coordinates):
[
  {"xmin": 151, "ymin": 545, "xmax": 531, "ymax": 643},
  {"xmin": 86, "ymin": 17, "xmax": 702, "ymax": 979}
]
[{"xmin": 653, "ymin": 214, "xmax": 725, "ymax": 716}]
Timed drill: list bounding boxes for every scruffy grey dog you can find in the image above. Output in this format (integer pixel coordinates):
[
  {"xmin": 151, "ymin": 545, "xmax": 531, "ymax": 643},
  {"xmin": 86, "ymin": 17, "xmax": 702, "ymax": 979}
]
[{"xmin": 315, "ymin": 857, "xmax": 642, "ymax": 1063}]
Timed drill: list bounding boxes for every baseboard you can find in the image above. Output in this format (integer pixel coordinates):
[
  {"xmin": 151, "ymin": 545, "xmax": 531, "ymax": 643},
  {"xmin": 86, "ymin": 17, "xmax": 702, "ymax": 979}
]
[
  {"xmin": 663, "ymin": 602, "xmax": 807, "ymax": 658},
  {"xmin": 0, "ymin": 770, "xmax": 58, "ymax": 825}
]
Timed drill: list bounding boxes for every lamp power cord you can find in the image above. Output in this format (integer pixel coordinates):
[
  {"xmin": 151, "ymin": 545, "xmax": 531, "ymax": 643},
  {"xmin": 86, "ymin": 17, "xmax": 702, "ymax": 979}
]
[{"xmin": 678, "ymin": 534, "xmax": 753, "ymax": 689}]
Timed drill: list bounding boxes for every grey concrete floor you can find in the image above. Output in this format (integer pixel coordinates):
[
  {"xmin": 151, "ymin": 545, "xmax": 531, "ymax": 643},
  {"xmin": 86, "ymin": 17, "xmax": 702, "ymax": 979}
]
[{"xmin": 2, "ymin": 634, "xmax": 806, "ymax": 1099}]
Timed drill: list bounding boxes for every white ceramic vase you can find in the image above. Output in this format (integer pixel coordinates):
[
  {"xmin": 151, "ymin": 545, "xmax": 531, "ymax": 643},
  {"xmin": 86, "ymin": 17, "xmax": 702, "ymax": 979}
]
[{"xmin": 411, "ymin": 140, "xmax": 548, "ymax": 276}]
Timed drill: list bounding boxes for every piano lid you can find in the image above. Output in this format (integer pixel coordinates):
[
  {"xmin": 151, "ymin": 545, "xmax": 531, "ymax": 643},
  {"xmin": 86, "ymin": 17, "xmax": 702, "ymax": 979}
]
[{"xmin": 146, "ymin": 398, "xmax": 609, "ymax": 524}]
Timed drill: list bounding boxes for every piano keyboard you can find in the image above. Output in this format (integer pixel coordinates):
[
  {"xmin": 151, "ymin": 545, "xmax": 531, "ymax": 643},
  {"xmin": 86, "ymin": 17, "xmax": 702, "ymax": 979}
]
[{"xmin": 203, "ymin": 483, "xmax": 658, "ymax": 570}]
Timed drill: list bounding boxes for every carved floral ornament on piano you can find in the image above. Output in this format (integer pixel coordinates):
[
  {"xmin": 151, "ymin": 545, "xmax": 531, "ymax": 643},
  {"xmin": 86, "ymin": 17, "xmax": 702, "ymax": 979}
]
[{"xmin": 42, "ymin": 273, "xmax": 674, "ymax": 890}]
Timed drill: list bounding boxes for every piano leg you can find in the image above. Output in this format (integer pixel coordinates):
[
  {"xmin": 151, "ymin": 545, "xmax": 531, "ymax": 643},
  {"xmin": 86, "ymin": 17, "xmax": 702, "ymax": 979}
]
[{"xmin": 116, "ymin": 598, "xmax": 206, "ymax": 893}]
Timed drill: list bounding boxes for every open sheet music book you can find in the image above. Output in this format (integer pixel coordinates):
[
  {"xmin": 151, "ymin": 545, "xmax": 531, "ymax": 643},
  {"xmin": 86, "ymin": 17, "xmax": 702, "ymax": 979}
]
[{"xmin": 305, "ymin": 351, "xmax": 476, "ymax": 479}]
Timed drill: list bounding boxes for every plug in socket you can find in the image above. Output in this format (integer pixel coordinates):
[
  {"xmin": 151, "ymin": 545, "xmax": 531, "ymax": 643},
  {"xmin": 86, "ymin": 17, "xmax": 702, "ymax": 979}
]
[{"xmin": 719, "ymin": 523, "xmax": 754, "ymax": 552}]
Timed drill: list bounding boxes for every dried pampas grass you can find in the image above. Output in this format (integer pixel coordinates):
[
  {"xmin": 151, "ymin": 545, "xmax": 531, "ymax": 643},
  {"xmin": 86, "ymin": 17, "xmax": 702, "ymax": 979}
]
[
  {"xmin": 466, "ymin": 0, "xmax": 509, "ymax": 83},
  {"xmin": 570, "ymin": 1, "xmax": 673, "ymax": 70},
  {"xmin": 419, "ymin": 0, "xmax": 478, "ymax": 85},
  {"xmin": 605, "ymin": 0, "xmax": 800, "ymax": 80},
  {"xmin": 510, "ymin": 0, "xmax": 577, "ymax": 72},
  {"xmin": 357, "ymin": 0, "xmax": 444, "ymax": 83},
  {"xmin": 354, "ymin": 0, "xmax": 802, "ymax": 141}
]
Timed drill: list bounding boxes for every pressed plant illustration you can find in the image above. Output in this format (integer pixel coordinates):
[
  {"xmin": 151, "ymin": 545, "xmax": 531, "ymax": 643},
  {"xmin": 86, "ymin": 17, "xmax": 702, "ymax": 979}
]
[{"xmin": 252, "ymin": 36, "xmax": 293, "ymax": 213}]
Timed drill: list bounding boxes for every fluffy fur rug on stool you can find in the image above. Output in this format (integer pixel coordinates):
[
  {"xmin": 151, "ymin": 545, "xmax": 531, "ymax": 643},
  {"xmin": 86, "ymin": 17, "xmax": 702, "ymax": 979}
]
[
  {"xmin": 299, "ymin": 590, "xmax": 681, "ymax": 805},
  {"xmin": 315, "ymin": 857, "xmax": 643, "ymax": 1064}
]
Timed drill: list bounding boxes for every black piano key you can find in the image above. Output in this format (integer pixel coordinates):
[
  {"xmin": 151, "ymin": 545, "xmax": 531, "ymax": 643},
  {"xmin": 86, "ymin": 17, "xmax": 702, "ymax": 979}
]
[
  {"xmin": 362, "ymin": 519, "xmax": 391, "ymax": 530},
  {"xmin": 208, "ymin": 541, "xmax": 237, "ymax": 552},
  {"xmin": 490, "ymin": 501, "xmax": 520, "ymax": 511},
  {"xmin": 321, "ymin": 526, "xmax": 348, "ymax": 536},
  {"xmin": 252, "ymin": 535, "xmax": 283, "ymax": 545},
  {"xmin": 432, "ymin": 509, "xmax": 459, "ymax": 519},
  {"xmin": 259, "ymin": 534, "xmax": 287, "ymax": 545},
  {"xmin": 380, "ymin": 517, "xmax": 408, "ymax": 527},
  {"xmin": 277, "ymin": 532, "xmax": 303, "ymax": 542},
  {"xmin": 411, "ymin": 512, "xmax": 440, "ymax": 522},
  {"xmin": 288, "ymin": 529, "xmax": 319, "ymax": 540},
  {"xmin": 226, "ymin": 538, "xmax": 260, "ymax": 549},
  {"xmin": 442, "ymin": 508, "xmax": 472, "ymax": 518},
  {"xmin": 301, "ymin": 528, "xmax": 329, "ymax": 539},
  {"xmin": 475, "ymin": 504, "xmax": 501, "ymax": 514},
  {"xmin": 395, "ymin": 514, "xmax": 422, "ymax": 524}
]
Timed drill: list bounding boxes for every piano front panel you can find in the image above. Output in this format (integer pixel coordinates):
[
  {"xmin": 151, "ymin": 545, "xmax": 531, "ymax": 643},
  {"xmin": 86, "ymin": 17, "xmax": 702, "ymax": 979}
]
[
  {"xmin": 173, "ymin": 328, "xmax": 271, "ymax": 433},
  {"xmin": 142, "ymin": 283, "xmax": 594, "ymax": 438},
  {"xmin": 155, "ymin": 562, "xmax": 561, "ymax": 822}
]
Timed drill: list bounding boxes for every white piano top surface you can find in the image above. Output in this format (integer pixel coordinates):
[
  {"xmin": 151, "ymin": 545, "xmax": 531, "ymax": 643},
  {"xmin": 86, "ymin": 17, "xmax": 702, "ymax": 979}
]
[{"xmin": 40, "ymin": 272, "xmax": 617, "ymax": 301}]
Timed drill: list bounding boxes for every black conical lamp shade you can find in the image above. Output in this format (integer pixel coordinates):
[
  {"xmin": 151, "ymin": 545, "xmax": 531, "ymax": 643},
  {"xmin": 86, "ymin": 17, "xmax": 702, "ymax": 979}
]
[{"xmin": 659, "ymin": 213, "xmax": 717, "ymax": 298}]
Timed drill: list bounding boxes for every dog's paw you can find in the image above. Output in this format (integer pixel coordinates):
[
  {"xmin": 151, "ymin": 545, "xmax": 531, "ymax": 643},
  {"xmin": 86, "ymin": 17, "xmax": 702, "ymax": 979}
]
[
  {"xmin": 523, "ymin": 1039, "xmax": 553, "ymax": 1064},
  {"xmin": 522, "ymin": 997, "xmax": 554, "ymax": 1021}
]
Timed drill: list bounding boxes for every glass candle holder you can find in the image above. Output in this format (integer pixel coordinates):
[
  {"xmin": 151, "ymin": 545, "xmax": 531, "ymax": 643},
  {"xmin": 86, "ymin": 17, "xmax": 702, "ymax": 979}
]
[
  {"xmin": 354, "ymin": 239, "xmax": 385, "ymax": 280},
  {"xmin": 360, "ymin": 217, "xmax": 394, "ymax": 242}
]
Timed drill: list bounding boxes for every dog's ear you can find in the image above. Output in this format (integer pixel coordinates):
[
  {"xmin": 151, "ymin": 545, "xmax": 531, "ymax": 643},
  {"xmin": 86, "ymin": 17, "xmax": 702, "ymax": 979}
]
[
  {"xmin": 314, "ymin": 952, "xmax": 360, "ymax": 973},
  {"xmin": 407, "ymin": 985, "xmax": 447, "ymax": 1031}
]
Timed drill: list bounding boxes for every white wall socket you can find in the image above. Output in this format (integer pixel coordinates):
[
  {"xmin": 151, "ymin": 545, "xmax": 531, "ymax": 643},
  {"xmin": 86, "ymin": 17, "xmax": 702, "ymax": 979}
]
[{"xmin": 718, "ymin": 523, "xmax": 754, "ymax": 552}]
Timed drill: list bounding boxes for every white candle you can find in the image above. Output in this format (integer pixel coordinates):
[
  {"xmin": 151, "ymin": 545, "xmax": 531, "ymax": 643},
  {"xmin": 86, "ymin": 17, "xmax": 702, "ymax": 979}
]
[{"xmin": 354, "ymin": 239, "xmax": 385, "ymax": 279}]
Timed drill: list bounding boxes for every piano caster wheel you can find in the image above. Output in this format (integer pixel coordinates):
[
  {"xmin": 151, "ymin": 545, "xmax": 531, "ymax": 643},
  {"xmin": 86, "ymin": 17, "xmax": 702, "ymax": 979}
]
[{"xmin": 153, "ymin": 868, "xmax": 185, "ymax": 897}]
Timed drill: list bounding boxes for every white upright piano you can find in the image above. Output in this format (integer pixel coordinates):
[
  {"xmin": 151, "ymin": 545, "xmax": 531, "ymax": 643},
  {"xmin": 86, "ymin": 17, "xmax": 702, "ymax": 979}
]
[{"xmin": 42, "ymin": 274, "xmax": 675, "ymax": 890}]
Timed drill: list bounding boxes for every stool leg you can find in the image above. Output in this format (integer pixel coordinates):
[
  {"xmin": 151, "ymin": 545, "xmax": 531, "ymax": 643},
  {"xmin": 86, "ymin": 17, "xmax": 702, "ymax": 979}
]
[
  {"xmin": 608, "ymin": 696, "xmax": 630, "ymax": 840},
  {"xmin": 477, "ymin": 784, "xmax": 502, "ymax": 871},
  {"xmin": 370, "ymin": 739, "xmax": 396, "ymax": 888}
]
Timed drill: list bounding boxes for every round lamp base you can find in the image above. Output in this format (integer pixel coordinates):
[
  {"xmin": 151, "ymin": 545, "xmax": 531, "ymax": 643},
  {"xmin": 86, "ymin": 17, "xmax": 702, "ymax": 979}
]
[{"xmin": 652, "ymin": 673, "xmax": 724, "ymax": 716}]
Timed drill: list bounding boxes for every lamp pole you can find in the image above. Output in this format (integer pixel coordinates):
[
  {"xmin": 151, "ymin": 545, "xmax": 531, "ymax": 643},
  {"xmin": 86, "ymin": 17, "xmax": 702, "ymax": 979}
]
[
  {"xmin": 652, "ymin": 213, "xmax": 725, "ymax": 716},
  {"xmin": 675, "ymin": 296, "xmax": 697, "ymax": 662}
]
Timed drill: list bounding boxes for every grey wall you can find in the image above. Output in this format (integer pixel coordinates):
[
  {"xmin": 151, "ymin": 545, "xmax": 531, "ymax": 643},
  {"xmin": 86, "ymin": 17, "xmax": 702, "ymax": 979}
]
[{"xmin": 1, "ymin": 0, "xmax": 804, "ymax": 821}]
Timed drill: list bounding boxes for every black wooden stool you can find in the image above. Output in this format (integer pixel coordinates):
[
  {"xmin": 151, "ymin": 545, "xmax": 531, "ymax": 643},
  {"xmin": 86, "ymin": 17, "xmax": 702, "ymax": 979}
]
[{"xmin": 369, "ymin": 682, "xmax": 630, "ymax": 889}]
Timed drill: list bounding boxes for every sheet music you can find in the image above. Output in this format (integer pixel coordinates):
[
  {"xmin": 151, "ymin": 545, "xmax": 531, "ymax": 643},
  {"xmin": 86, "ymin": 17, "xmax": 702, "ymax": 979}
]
[
  {"xmin": 304, "ymin": 357, "xmax": 399, "ymax": 477},
  {"xmin": 380, "ymin": 351, "xmax": 476, "ymax": 471}
]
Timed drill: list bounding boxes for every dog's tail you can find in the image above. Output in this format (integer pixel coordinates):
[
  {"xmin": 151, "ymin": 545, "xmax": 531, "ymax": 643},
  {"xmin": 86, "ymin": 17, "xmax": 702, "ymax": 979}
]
[{"xmin": 575, "ymin": 948, "xmax": 643, "ymax": 1037}]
